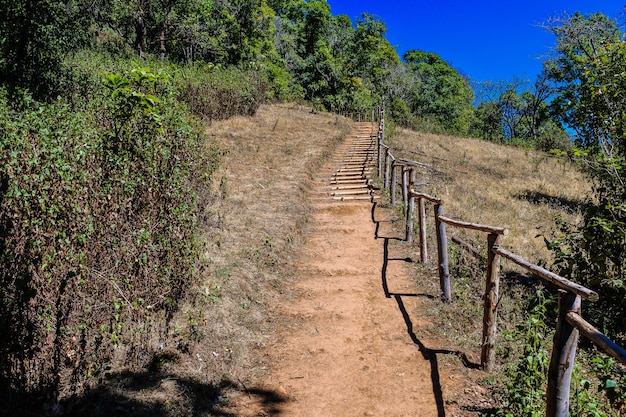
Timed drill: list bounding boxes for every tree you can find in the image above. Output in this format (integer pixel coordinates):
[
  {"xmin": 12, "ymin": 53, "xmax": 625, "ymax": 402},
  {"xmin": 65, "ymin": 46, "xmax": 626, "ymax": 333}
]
[
  {"xmin": 403, "ymin": 50, "xmax": 474, "ymax": 134},
  {"xmin": 545, "ymin": 13, "xmax": 626, "ymax": 343},
  {"xmin": 0, "ymin": 0, "xmax": 90, "ymax": 98},
  {"xmin": 543, "ymin": 12, "xmax": 621, "ymax": 145}
]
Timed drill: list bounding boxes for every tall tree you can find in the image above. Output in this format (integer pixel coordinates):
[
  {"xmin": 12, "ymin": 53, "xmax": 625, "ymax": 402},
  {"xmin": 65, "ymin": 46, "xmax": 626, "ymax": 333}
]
[
  {"xmin": 403, "ymin": 50, "xmax": 474, "ymax": 134},
  {"xmin": 543, "ymin": 12, "xmax": 621, "ymax": 144},
  {"xmin": 0, "ymin": 0, "xmax": 89, "ymax": 97},
  {"xmin": 546, "ymin": 13, "xmax": 626, "ymax": 343}
]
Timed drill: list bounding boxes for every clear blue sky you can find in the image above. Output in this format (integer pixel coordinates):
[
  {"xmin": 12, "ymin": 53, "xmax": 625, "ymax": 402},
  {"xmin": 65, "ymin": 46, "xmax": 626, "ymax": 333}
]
[{"xmin": 327, "ymin": 1, "xmax": 625, "ymax": 83}]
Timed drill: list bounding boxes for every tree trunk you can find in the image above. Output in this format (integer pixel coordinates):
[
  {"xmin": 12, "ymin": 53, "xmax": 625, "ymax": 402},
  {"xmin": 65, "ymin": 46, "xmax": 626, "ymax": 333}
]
[{"xmin": 136, "ymin": 14, "xmax": 147, "ymax": 59}]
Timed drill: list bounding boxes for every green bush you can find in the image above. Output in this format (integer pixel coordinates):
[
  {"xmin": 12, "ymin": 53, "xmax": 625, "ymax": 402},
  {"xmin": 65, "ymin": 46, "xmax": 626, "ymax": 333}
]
[
  {"xmin": 0, "ymin": 66, "xmax": 217, "ymax": 410},
  {"xmin": 498, "ymin": 290, "xmax": 552, "ymax": 417},
  {"xmin": 177, "ymin": 65, "xmax": 268, "ymax": 120}
]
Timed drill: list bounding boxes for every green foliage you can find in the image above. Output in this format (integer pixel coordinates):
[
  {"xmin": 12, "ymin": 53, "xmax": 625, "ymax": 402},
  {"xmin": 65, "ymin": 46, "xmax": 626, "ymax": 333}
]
[
  {"xmin": 0, "ymin": 0, "xmax": 90, "ymax": 98},
  {"xmin": 545, "ymin": 15, "xmax": 626, "ymax": 345},
  {"xmin": 498, "ymin": 290, "xmax": 552, "ymax": 417},
  {"xmin": 403, "ymin": 50, "xmax": 474, "ymax": 135},
  {"xmin": 0, "ymin": 65, "xmax": 217, "ymax": 407},
  {"xmin": 549, "ymin": 174, "xmax": 626, "ymax": 343},
  {"xmin": 177, "ymin": 65, "xmax": 268, "ymax": 120},
  {"xmin": 570, "ymin": 354, "xmax": 626, "ymax": 417},
  {"xmin": 545, "ymin": 12, "xmax": 622, "ymax": 146}
]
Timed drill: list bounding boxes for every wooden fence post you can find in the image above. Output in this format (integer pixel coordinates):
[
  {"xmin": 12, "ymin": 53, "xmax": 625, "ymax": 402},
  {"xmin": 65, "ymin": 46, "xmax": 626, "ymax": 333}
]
[
  {"xmin": 418, "ymin": 197, "xmax": 427, "ymax": 262},
  {"xmin": 481, "ymin": 233, "xmax": 502, "ymax": 371},
  {"xmin": 434, "ymin": 203, "xmax": 451, "ymax": 301},
  {"xmin": 385, "ymin": 148, "xmax": 393, "ymax": 190},
  {"xmin": 406, "ymin": 192, "xmax": 415, "ymax": 242},
  {"xmin": 377, "ymin": 131, "xmax": 383, "ymax": 178},
  {"xmin": 390, "ymin": 163, "xmax": 398, "ymax": 206},
  {"xmin": 546, "ymin": 292, "xmax": 581, "ymax": 417},
  {"xmin": 402, "ymin": 167, "xmax": 409, "ymax": 209}
]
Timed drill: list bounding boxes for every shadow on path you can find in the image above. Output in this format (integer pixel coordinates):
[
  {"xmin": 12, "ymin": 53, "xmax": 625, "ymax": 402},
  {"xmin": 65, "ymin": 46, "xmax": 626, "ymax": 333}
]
[{"xmin": 371, "ymin": 202, "xmax": 481, "ymax": 417}]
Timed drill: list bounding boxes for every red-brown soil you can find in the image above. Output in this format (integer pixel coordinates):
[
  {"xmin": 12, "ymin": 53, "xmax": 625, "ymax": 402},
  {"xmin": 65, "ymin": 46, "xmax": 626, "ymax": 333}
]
[{"xmin": 221, "ymin": 123, "xmax": 483, "ymax": 416}]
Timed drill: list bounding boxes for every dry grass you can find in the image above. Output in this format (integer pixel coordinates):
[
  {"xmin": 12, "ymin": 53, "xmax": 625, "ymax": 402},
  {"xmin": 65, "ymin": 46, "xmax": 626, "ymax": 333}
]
[
  {"xmin": 186, "ymin": 103, "xmax": 351, "ymax": 382},
  {"xmin": 387, "ymin": 127, "xmax": 589, "ymax": 264}
]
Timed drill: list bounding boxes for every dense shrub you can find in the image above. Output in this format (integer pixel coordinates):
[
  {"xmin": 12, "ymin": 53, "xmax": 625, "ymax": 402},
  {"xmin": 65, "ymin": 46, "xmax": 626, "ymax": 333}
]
[
  {"xmin": 0, "ymin": 67, "xmax": 217, "ymax": 411},
  {"xmin": 177, "ymin": 65, "xmax": 268, "ymax": 120}
]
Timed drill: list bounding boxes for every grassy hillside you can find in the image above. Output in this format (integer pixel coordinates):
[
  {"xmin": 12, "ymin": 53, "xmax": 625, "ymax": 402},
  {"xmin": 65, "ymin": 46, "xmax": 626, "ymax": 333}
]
[{"xmin": 386, "ymin": 127, "xmax": 589, "ymax": 263}]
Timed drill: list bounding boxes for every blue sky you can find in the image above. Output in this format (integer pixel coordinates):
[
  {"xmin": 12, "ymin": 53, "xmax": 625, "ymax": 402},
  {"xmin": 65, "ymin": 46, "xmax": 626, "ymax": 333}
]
[{"xmin": 327, "ymin": 1, "xmax": 625, "ymax": 84}]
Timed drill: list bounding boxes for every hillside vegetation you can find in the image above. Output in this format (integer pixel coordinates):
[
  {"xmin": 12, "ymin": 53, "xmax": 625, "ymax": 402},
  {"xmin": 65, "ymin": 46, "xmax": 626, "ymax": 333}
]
[{"xmin": 1, "ymin": 0, "xmax": 626, "ymax": 415}]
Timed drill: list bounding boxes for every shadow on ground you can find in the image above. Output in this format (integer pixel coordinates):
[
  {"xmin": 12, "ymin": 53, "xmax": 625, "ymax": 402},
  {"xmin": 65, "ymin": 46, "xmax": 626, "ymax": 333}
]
[
  {"xmin": 2, "ymin": 358, "xmax": 286, "ymax": 417},
  {"xmin": 514, "ymin": 190, "xmax": 586, "ymax": 214},
  {"xmin": 371, "ymin": 202, "xmax": 481, "ymax": 417}
]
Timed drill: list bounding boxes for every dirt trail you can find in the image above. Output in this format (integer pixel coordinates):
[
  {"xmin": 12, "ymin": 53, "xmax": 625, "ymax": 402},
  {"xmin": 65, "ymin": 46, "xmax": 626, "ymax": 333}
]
[{"xmin": 230, "ymin": 123, "xmax": 445, "ymax": 416}]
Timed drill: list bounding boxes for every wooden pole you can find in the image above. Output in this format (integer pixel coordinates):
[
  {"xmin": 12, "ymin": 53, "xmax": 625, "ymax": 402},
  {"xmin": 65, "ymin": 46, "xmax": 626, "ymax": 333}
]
[
  {"xmin": 434, "ymin": 203, "xmax": 451, "ymax": 301},
  {"xmin": 566, "ymin": 312, "xmax": 626, "ymax": 366},
  {"xmin": 451, "ymin": 236, "xmax": 482, "ymax": 259},
  {"xmin": 481, "ymin": 233, "xmax": 502, "ymax": 371},
  {"xmin": 418, "ymin": 197, "xmax": 427, "ymax": 262},
  {"xmin": 406, "ymin": 192, "xmax": 415, "ymax": 242},
  {"xmin": 546, "ymin": 292, "xmax": 581, "ymax": 417},
  {"xmin": 402, "ymin": 168, "xmax": 409, "ymax": 210},
  {"xmin": 384, "ymin": 148, "xmax": 392, "ymax": 190},
  {"xmin": 492, "ymin": 247, "xmax": 598, "ymax": 302},
  {"xmin": 377, "ymin": 131, "xmax": 383, "ymax": 178},
  {"xmin": 390, "ymin": 163, "xmax": 398, "ymax": 206}
]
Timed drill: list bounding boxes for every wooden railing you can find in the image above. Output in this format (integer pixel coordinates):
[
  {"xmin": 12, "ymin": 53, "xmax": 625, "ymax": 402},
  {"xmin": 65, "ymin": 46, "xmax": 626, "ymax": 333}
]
[{"xmin": 372, "ymin": 107, "xmax": 626, "ymax": 417}]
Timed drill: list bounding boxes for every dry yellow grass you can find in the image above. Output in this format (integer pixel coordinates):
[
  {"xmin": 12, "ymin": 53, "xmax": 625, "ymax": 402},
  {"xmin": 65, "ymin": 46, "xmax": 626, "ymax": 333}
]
[{"xmin": 387, "ymin": 127, "xmax": 590, "ymax": 265}]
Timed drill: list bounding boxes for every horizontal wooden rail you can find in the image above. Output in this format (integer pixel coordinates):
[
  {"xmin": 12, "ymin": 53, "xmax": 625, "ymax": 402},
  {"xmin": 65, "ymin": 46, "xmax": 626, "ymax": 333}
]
[
  {"xmin": 409, "ymin": 190, "xmax": 442, "ymax": 205},
  {"xmin": 395, "ymin": 158, "xmax": 421, "ymax": 167},
  {"xmin": 451, "ymin": 236, "xmax": 483, "ymax": 259},
  {"xmin": 492, "ymin": 246, "xmax": 599, "ymax": 302},
  {"xmin": 438, "ymin": 215, "xmax": 509, "ymax": 236},
  {"xmin": 566, "ymin": 312, "xmax": 626, "ymax": 366}
]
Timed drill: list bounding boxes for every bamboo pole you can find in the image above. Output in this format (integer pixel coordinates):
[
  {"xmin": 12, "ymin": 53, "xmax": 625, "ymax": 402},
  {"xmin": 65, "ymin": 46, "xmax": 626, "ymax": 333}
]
[
  {"xmin": 418, "ymin": 197, "xmax": 427, "ymax": 262},
  {"xmin": 481, "ymin": 233, "xmax": 502, "ymax": 371},
  {"xmin": 546, "ymin": 292, "xmax": 581, "ymax": 417},
  {"xmin": 435, "ymin": 203, "xmax": 451, "ymax": 301},
  {"xmin": 492, "ymin": 247, "xmax": 599, "ymax": 302}
]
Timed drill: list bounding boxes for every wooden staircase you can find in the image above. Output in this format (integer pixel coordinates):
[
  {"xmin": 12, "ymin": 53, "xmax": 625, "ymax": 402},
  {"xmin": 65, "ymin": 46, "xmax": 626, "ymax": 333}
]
[{"xmin": 313, "ymin": 122, "xmax": 380, "ymax": 202}]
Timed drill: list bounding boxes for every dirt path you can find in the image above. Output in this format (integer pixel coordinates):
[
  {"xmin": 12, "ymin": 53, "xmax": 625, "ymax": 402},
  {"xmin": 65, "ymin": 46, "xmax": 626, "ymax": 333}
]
[{"xmin": 229, "ymin": 123, "xmax": 446, "ymax": 416}]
